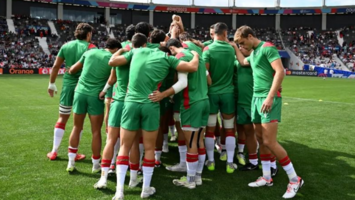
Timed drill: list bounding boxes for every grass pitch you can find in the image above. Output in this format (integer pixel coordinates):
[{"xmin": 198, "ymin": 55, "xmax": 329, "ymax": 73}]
[{"xmin": 0, "ymin": 75, "xmax": 355, "ymax": 200}]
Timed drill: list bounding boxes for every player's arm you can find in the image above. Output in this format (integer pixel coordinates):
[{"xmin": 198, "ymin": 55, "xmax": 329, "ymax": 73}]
[
  {"xmin": 48, "ymin": 56, "xmax": 64, "ymax": 97},
  {"xmin": 99, "ymin": 69, "xmax": 117, "ymax": 100},
  {"xmin": 68, "ymin": 61, "xmax": 83, "ymax": 74},
  {"xmin": 108, "ymin": 48, "xmax": 130, "ymax": 66},
  {"xmin": 206, "ymin": 70, "xmax": 212, "ymax": 86},
  {"xmin": 261, "ymin": 59, "xmax": 284, "ymax": 113},
  {"xmin": 175, "ymin": 51, "xmax": 199, "ymax": 72},
  {"xmin": 149, "ymin": 72, "xmax": 188, "ymax": 102},
  {"xmin": 231, "ymin": 43, "xmax": 250, "ymax": 66}
]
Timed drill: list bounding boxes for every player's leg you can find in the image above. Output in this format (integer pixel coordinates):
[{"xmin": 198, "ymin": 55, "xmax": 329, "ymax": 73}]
[
  {"xmin": 87, "ymin": 95, "xmax": 105, "ymax": 173},
  {"xmin": 166, "ymin": 112, "xmax": 187, "ymax": 172},
  {"xmin": 239, "ymin": 124, "xmax": 259, "ymax": 171},
  {"xmin": 214, "ymin": 119, "xmax": 222, "ymax": 152},
  {"xmin": 236, "ymin": 127, "xmax": 246, "ymax": 165},
  {"xmin": 67, "ymin": 113, "xmax": 86, "ymax": 172},
  {"xmin": 129, "ymin": 133, "xmax": 143, "ymax": 188},
  {"xmin": 154, "ymin": 118, "xmax": 164, "ymax": 167},
  {"xmin": 94, "ymin": 100, "xmax": 123, "ymax": 189},
  {"xmin": 66, "ymin": 92, "xmax": 87, "ymax": 172},
  {"xmin": 48, "ymin": 85, "xmax": 85, "ymax": 161},
  {"xmin": 219, "ymin": 116, "xmax": 227, "ymax": 161},
  {"xmin": 221, "ymin": 93, "xmax": 237, "ymax": 173},
  {"xmin": 260, "ymin": 97, "xmax": 303, "ymax": 198},
  {"xmin": 168, "ymin": 113, "xmax": 176, "ymax": 141},
  {"xmin": 113, "ymin": 102, "xmax": 140, "ymax": 200},
  {"xmin": 270, "ymin": 153, "xmax": 278, "ymax": 177},
  {"xmin": 140, "ymin": 103, "xmax": 160, "ymax": 198},
  {"xmin": 205, "ymin": 94, "xmax": 219, "ymax": 171},
  {"xmin": 173, "ymin": 128, "xmax": 199, "ymax": 189},
  {"xmin": 162, "ymin": 111, "xmax": 170, "ymax": 153},
  {"xmin": 104, "ymin": 98, "xmax": 111, "ymax": 134},
  {"xmin": 163, "ymin": 105, "xmax": 173, "ymax": 152}
]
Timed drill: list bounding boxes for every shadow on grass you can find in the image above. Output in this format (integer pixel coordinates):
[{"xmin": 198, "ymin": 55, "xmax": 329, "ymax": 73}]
[{"xmin": 143, "ymin": 140, "xmax": 355, "ymax": 200}]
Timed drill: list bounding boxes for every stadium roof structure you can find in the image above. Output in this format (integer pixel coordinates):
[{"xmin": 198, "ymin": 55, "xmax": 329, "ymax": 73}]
[{"xmin": 31, "ymin": 0, "xmax": 355, "ymax": 14}]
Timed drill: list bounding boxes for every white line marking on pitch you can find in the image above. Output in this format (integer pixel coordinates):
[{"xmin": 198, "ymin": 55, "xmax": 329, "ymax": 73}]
[{"xmin": 283, "ymin": 97, "xmax": 355, "ymax": 105}]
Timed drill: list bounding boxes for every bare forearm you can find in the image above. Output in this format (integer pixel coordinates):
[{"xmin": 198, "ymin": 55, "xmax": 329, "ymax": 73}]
[
  {"xmin": 161, "ymin": 88, "xmax": 175, "ymax": 98},
  {"xmin": 49, "ymin": 66, "xmax": 60, "ymax": 83},
  {"xmin": 234, "ymin": 46, "xmax": 247, "ymax": 66},
  {"xmin": 267, "ymin": 71, "xmax": 284, "ymax": 99}
]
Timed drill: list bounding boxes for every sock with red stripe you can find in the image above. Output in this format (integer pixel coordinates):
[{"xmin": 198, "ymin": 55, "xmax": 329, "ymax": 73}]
[
  {"xmin": 280, "ymin": 156, "xmax": 298, "ymax": 183},
  {"xmin": 52, "ymin": 122, "xmax": 66, "ymax": 152},
  {"xmin": 249, "ymin": 153, "xmax": 258, "ymax": 165},
  {"xmin": 205, "ymin": 131, "xmax": 215, "ymax": 162},
  {"xmin": 197, "ymin": 148, "xmax": 206, "ymax": 175},
  {"xmin": 238, "ymin": 139, "xmax": 245, "ymax": 153},
  {"xmin": 260, "ymin": 154, "xmax": 271, "ymax": 180},
  {"xmin": 142, "ymin": 158, "xmax": 155, "ymax": 189},
  {"xmin": 100, "ymin": 159, "xmax": 111, "ymax": 181},
  {"xmin": 270, "ymin": 155, "xmax": 277, "ymax": 169},
  {"xmin": 186, "ymin": 153, "xmax": 198, "ymax": 183},
  {"xmin": 225, "ymin": 130, "xmax": 236, "ymax": 163},
  {"xmin": 68, "ymin": 146, "xmax": 78, "ymax": 166},
  {"xmin": 154, "ymin": 148, "xmax": 162, "ymax": 163},
  {"xmin": 130, "ymin": 163, "xmax": 139, "ymax": 182},
  {"xmin": 92, "ymin": 155, "xmax": 101, "ymax": 165},
  {"xmin": 178, "ymin": 140, "xmax": 187, "ymax": 165},
  {"xmin": 111, "ymin": 138, "xmax": 120, "ymax": 166},
  {"xmin": 116, "ymin": 156, "xmax": 129, "ymax": 191}
]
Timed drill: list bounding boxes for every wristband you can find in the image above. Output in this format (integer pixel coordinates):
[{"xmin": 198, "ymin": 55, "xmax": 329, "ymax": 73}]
[{"xmin": 102, "ymin": 83, "xmax": 112, "ymax": 93}]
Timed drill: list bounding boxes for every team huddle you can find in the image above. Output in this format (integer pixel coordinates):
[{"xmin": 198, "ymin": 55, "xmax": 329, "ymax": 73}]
[{"xmin": 46, "ymin": 15, "xmax": 304, "ymax": 200}]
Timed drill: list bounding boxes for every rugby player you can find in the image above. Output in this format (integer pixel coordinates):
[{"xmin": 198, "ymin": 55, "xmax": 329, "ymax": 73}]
[
  {"xmin": 47, "ymin": 23, "xmax": 96, "ymax": 161},
  {"xmin": 234, "ymin": 25, "xmax": 303, "ymax": 199}
]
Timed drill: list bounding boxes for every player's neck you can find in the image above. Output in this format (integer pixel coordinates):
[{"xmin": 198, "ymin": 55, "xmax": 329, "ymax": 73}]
[
  {"xmin": 253, "ymin": 39, "xmax": 262, "ymax": 49},
  {"xmin": 214, "ymin": 35, "xmax": 226, "ymax": 42}
]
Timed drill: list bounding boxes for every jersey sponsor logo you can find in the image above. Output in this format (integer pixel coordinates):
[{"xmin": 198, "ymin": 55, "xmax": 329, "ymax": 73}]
[
  {"xmin": 88, "ymin": 43, "xmax": 96, "ymax": 49},
  {"xmin": 262, "ymin": 42, "xmax": 275, "ymax": 47},
  {"xmin": 203, "ymin": 46, "xmax": 209, "ymax": 52},
  {"xmin": 176, "ymin": 52, "xmax": 185, "ymax": 59}
]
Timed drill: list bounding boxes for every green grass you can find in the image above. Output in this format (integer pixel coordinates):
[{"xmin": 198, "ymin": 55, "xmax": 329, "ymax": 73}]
[{"xmin": 0, "ymin": 75, "xmax": 355, "ymax": 200}]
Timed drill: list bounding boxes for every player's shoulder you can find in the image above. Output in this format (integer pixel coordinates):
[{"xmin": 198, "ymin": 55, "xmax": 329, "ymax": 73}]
[
  {"xmin": 176, "ymin": 50, "xmax": 191, "ymax": 59},
  {"xmin": 262, "ymin": 42, "xmax": 277, "ymax": 51}
]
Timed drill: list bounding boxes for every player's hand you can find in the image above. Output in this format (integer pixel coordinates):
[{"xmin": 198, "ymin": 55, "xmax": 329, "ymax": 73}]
[
  {"xmin": 48, "ymin": 83, "xmax": 57, "ymax": 97},
  {"xmin": 190, "ymin": 50, "xmax": 199, "ymax": 57},
  {"xmin": 261, "ymin": 97, "xmax": 273, "ymax": 113},
  {"xmin": 148, "ymin": 90, "xmax": 164, "ymax": 102},
  {"xmin": 229, "ymin": 41, "xmax": 238, "ymax": 49},
  {"xmin": 99, "ymin": 91, "xmax": 106, "ymax": 100}
]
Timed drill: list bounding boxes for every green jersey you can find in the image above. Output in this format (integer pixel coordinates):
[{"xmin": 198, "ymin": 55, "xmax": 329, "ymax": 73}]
[
  {"xmin": 235, "ymin": 60, "xmax": 253, "ymax": 109},
  {"xmin": 247, "ymin": 41, "xmax": 281, "ymax": 97},
  {"xmin": 182, "ymin": 41, "xmax": 203, "ymax": 56},
  {"xmin": 112, "ymin": 41, "xmax": 132, "ymax": 101},
  {"xmin": 147, "ymin": 42, "xmax": 160, "ymax": 50},
  {"xmin": 75, "ymin": 49, "xmax": 112, "ymax": 97},
  {"xmin": 176, "ymin": 49, "xmax": 208, "ymax": 107},
  {"xmin": 202, "ymin": 40, "xmax": 235, "ymax": 95},
  {"xmin": 203, "ymin": 40, "xmax": 213, "ymax": 47},
  {"xmin": 123, "ymin": 48, "xmax": 181, "ymax": 103},
  {"xmin": 121, "ymin": 41, "xmax": 132, "ymax": 50},
  {"xmin": 113, "ymin": 52, "xmax": 130, "ymax": 101},
  {"xmin": 57, "ymin": 39, "xmax": 96, "ymax": 87}
]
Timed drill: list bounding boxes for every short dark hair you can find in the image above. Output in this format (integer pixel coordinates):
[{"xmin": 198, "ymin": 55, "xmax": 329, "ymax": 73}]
[
  {"xmin": 210, "ymin": 24, "xmax": 215, "ymax": 29},
  {"xmin": 135, "ymin": 22, "xmax": 151, "ymax": 37},
  {"xmin": 132, "ymin": 33, "xmax": 147, "ymax": 48},
  {"xmin": 234, "ymin": 25, "xmax": 256, "ymax": 42},
  {"xmin": 166, "ymin": 38, "xmax": 182, "ymax": 48},
  {"xmin": 74, "ymin": 23, "xmax": 94, "ymax": 40},
  {"xmin": 159, "ymin": 46, "xmax": 171, "ymax": 55},
  {"xmin": 126, "ymin": 24, "xmax": 135, "ymax": 41},
  {"xmin": 214, "ymin": 22, "xmax": 228, "ymax": 35},
  {"xmin": 150, "ymin": 29, "xmax": 166, "ymax": 44},
  {"xmin": 105, "ymin": 38, "xmax": 122, "ymax": 50}
]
